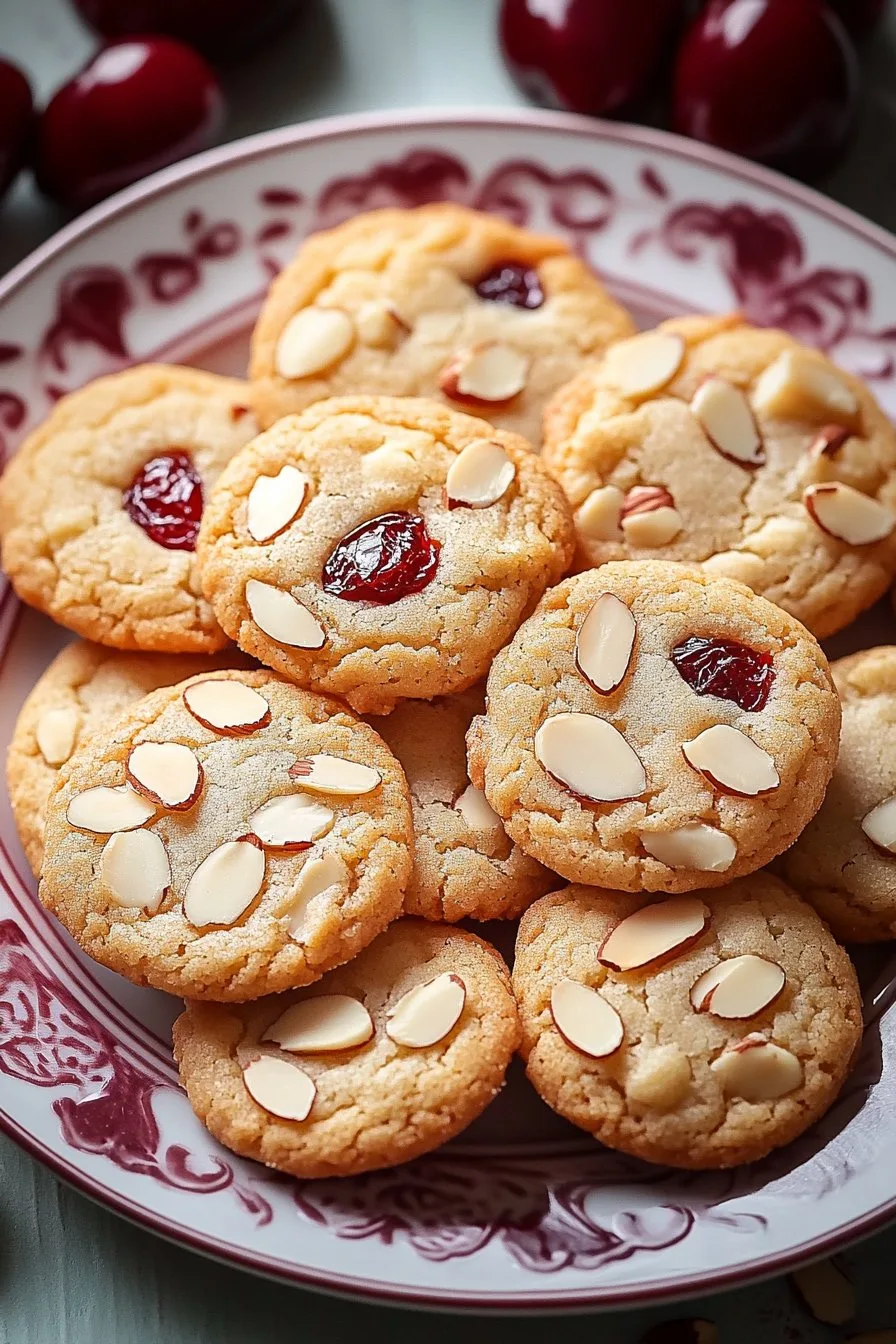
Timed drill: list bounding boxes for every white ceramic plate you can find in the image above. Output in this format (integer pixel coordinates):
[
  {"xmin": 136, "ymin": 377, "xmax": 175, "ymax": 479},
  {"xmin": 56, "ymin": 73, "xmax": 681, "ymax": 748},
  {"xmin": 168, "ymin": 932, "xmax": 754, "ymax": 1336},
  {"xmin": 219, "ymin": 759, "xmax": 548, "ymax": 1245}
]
[{"xmin": 1, "ymin": 109, "xmax": 895, "ymax": 1313}]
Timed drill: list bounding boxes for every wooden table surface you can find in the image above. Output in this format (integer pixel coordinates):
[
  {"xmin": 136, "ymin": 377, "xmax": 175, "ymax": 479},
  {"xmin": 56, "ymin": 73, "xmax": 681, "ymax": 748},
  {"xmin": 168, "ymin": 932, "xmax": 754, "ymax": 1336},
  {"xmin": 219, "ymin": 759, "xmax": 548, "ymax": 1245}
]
[{"xmin": 3, "ymin": 1, "xmax": 896, "ymax": 1339}]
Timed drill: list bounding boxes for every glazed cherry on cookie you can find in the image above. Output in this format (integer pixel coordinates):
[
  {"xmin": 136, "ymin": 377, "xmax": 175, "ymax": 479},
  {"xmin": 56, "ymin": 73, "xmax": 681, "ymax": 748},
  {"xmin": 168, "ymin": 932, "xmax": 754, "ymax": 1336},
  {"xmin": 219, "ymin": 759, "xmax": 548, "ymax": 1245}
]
[{"xmin": 123, "ymin": 450, "xmax": 205, "ymax": 551}]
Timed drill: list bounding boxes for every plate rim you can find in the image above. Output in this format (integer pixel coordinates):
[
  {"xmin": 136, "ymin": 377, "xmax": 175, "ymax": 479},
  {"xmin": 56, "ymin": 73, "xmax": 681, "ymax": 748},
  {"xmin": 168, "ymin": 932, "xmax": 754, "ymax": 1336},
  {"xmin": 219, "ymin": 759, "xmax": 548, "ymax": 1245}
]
[{"xmin": 2, "ymin": 105, "xmax": 896, "ymax": 1312}]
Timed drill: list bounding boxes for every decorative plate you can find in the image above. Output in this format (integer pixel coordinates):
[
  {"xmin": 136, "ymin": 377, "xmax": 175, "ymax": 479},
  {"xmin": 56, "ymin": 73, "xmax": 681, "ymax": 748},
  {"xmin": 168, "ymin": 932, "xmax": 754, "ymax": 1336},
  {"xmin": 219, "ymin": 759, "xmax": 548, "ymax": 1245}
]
[{"xmin": 2, "ymin": 109, "xmax": 896, "ymax": 1313}]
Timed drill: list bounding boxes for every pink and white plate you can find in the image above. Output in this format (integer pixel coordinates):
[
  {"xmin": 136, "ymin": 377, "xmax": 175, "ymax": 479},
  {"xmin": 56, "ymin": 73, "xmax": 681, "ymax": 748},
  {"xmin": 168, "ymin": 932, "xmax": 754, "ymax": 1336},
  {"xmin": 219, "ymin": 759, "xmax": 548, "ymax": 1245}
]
[{"xmin": 2, "ymin": 109, "xmax": 896, "ymax": 1313}]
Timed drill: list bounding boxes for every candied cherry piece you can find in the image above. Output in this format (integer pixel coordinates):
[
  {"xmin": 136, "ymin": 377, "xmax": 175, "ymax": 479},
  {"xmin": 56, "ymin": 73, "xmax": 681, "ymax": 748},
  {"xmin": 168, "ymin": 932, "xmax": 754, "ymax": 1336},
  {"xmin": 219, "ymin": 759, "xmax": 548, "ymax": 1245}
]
[
  {"xmin": 474, "ymin": 261, "xmax": 544, "ymax": 310},
  {"xmin": 322, "ymin": 511, "xmax": 440, "ymax": 604},
  {"xmin": 671, "ymin": 636, "xmax": 774, "ymax": 712},
  {"xmin": 123, "ymin": 450, "xmax": 204, "ymax": 551}
]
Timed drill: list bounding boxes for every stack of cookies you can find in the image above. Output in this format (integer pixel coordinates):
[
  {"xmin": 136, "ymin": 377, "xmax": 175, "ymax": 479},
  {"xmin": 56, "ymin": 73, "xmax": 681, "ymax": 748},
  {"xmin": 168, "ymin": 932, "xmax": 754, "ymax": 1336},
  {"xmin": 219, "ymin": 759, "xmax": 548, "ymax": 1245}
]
[{"xmin": 4, "ymin": 202, "xmax": 895, "ymax": 1177}]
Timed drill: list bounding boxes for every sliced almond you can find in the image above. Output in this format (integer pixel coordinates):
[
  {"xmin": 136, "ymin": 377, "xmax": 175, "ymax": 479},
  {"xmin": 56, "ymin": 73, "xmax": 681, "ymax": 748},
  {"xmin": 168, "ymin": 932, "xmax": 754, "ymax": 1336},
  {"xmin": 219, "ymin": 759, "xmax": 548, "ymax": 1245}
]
[
  {"xmin": 246, "ymin": 465, "xmax": 310, "ymax": 543},
  {"xmin": 248, "ymin": 793, "xmax": 334, "ymax": 850},
  {"xmin": 804, "ymin": 483, "xmax": 895, "ymax": 546},
  {"xmin": 603, "ymin": 330, "xmax": 685, "ymax": 399},
  {"xmin": 439, "ymin": 343, "xmax": 528, "ymax": 404},
  {"xmin": 282, "ymin": 853, "xmax": 350, "ymax": 941},
  {"xmin": 575, "ymin": 593, "xmax": 636, "ymax": 695},
  {"xmin": 619, "ymin": 486, "xmax": 683, "ymax": 547},
  {"xmin": 753, "ymin": 349, "xmax": 859, "ymax": 428},
  {"xmin": 809, "ymin": 423, "xmax": 852, "ymax": 458},
  {"xmin": 242, "ymin": 1055, "xmax": 316, "ymax": 1121},
  {"xmin": 620, "ymin": 484, "xmax": 675, "ymax": 520},
  {"xmin": 598, "ymin": 896, "xmax": 709, "ymax": 972},
  {"xmin": 454, "ymin": 782, "xmax": 503, "ymax": 831},
  {"xmin": 246, "ymin": 579, "xmax": 326, "ymax": 649},
  {"xmin": 36, "ymin": 705, "xmax": 81, "ymax": 766},
  {"xmin": 264, "ymin": 994, "xmax": 374, "ymax": 1053},
  {"xmin": 791, "ymin": 1260, "xmax": 855, "ymax": 1326},
  {"xmin": 641, "ymin": 824, "xmax": 737, "ymax": 873},
  {"xmin": 126, "ymin": 742, "xmax": 203, "ymax": 811},
  {"xmin": 692, "ymin": 376, "xmax": 764, "ymax": 466},
  {"xmin": 183, "ymin": 835, "xmax": 265, "ymax": 927},
  {"xmin": 385, "ymin": 972, "xmax": 466, "ymax": 1048},
  {"xmin": 534, "ymin": 712, "xmax": 646, "ymax": 803},
  {"xmin": 681, "ymin": 724, "xmax": 779, "ymax": 797},
  {"xmin": 710, "ymin": 1033, "xmax": 802, "ymax": 1101},
  {"xmin": 183, "ymin": 679, "xmax": 271, "ymax": 735},
  {"xmin": 550, "ymin": 978, "xmax": 623, "ymax": 1059},
  {"xmin": 861, "ymin": 795, "xmax": 896, "ymax": 853},
  {"xmin": 287, "ymin": 754, "xmax": 382, "ymax": 796},
  {"xmin": 274, "ymin": 307, "xmax": 355, "ymax": 380},
  {"xmin": 355, "ymin": 301, "xmax": 408, "ymax": 348},
  {"xmin": 575, "ymin": 485, "xmax": 624, "ymax": 542},
  {"xmin": 66, "ymin": 784, "xmax": 156, "ymax": 833},
  {"xmin": 100, "ymin": 830, "xmax": 170, "ymax": 912},
  {"xmin": 446, "ymin": 438, "xmax": 516, "ymax": 508},
  {"xmin": 690, "ymin": 955, "xmax": 785, "ymax": 1018}
]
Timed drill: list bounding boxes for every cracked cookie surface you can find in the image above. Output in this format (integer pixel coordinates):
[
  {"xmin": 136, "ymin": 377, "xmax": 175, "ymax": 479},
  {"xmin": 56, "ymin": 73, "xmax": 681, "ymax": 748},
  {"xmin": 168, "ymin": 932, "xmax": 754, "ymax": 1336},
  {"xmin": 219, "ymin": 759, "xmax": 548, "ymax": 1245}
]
[
  {"xmin": 249, "ymin": 202, "xmax": 635, "ymax": 448},
  {"xmin": 542, "ymin": 315, "xmax": 896, "ymax": 639},
  {"xmin": 466, "ymin": 561, "xmax": 840, "ymax": 892},
  {"xmin": 39, "ymin": 669, "xmax": 413, "ymax": 1000},
  {"xmin": 0, "ymin": 364, "xmax": 259, "ymax": 653},
  {"xmin": 196, "ymin": 395, "xmax": 575, "ymax": 715},
  {"xmin": 371, "ymin": 687, "xmax": 555, "ymax": 922},
  {"xmin": 173, "ymin": 919, "xmax": 520, "ymax": 1178},
  {"xmin": 513, "ymin": 876, "xmax": 861, "ymax": 1169}
]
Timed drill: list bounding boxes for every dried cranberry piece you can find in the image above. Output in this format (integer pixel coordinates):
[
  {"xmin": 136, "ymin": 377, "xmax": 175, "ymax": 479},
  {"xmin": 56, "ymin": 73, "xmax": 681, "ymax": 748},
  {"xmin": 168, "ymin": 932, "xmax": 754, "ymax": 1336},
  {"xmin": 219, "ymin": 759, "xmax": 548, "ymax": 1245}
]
[
  {"xmin": 322, "ymin": 511, "xmax": 440, "ymax": 604},
  {"xmin": 474, "ymin": 260, "xmax": 544, "ymax": 310},
  {"xmin": 671, "ymin": 636, "xmax": 774, "ymax": 712},
  {"xmin": 123, "ymin": 450, "xmax": 204, "ymax": 550}
]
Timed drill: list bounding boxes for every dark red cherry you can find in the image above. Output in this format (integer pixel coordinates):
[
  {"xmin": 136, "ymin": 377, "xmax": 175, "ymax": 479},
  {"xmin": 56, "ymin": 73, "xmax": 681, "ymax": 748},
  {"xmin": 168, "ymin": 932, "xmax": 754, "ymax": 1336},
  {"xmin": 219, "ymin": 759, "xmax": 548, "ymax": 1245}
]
[
  {"xmin": 500, "ymin": 0, "xmax": 686, "ymax": 116},
  {"xmin": 672, "ymin": 0, "xmax": 859, "ymax": 178},
  {"xmin": 123, "ymin": 451, "xmax": 204, "ymax": 550},
  {"xmin": 70, "ymin": 0, "xmax": 303, "ymax": 61},
  {"xmin": 474, "ymin": 261, "xmax": 544, "ymax": 310},
  {"xmin": 0, "ymin": 58, "xmax": 34, "ymax": 202},
  {"xmin": 36, "ymin": 38, "xmax": 223, "ymax": 210},
  {"xmin": 828, "ymin": 0, "xmax": 886, "ymax": 38},
  {"xmin": 322, "ymin": 512, "xmax": 440, "ymax": 605},
  {"xmin": 672, "ymin": 636, "xmax": 774, "ymax": 713}
]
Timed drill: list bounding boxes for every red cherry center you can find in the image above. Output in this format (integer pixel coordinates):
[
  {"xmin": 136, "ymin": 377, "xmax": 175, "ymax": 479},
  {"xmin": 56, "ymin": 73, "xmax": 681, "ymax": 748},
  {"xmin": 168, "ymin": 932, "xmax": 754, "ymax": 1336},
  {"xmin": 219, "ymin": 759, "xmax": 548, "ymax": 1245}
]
[
  {"xmin": 474, "ymin": 260, "xmax": 544, "ymax": 310},
  {"xmin": 321, "ymin": 511, "xmax": 440, "ymax": 605},
  {"xmin": 123, "ymin": 450, "xmax": 204, "ymax": 551},
  {"xmin": 671, "ymin": 636, "xmax": 774, "ymax": 712}
]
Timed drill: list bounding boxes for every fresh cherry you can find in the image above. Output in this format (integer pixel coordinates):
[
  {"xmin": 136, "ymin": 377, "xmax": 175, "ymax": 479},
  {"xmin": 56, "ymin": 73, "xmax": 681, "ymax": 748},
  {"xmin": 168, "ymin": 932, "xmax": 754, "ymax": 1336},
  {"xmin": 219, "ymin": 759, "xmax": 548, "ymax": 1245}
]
[
  {"xmin": 0, "ymin": 58, "xmax": 34, "ymax": 203},
  {"xmin": 500, "ymin": 0, "xmax": 686, "ymax": 116},
  {"xmin": 672, "ymin": 0, "xmax": 859, "ymax": 178},
  {"xmin": 474, "ymin": 261, "xmax": 544, "ymax": 309},
  {"xmin": 322, "ymin": 512, "xmax": 441, "ymax": 604},
  {"xmin": 70, "ymin": 0, "xmax": 303, "ymax": 61},
  {"xmin": 36, "ymin": 37, "xmax": 223, "ymax": 210},
  {"xmin": 123, "ymin": 451, "xmax": 204, "ymax": 550},
  {"xmin": 828, "ymin": 0, "xmax": 887, "ymax": 38},
  {"xmin": 671, "ymin": 636, "xmax": 774, "ymax": 713}
]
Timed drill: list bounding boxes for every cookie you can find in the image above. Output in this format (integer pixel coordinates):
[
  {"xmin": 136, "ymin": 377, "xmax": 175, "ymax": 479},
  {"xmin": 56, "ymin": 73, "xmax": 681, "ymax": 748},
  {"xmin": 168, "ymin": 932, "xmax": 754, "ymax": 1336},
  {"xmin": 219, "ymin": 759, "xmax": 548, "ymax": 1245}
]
[
  {"xmin": 39, "ymin": 670, "xmax": 413, "ymax": 1000},
  {"xmin": 513, "ymin": 876, "xmax": 862, "ymax": 1169},
  {"xmin": 172, "ymin": 920, "xmax": 520, "ymax": 1178},
  {"xmin": 542, "ymin": 314, "xmax": 896, "ymax": 639},
  {"xmin": 249, "ymin": 203, "xmax": 635, "ymax": 448},
  {"xmin": 372, "ymin": 687, "xmax": 555, "ymax": 922},
  {"xmin": 7, "ymin": 639, "xmax": 248, "ymax": 876},
  {"xmin": 196, "ymin": 395, "xmax": 576, "ymax": 715},
  {"xmin": 780, "ymin": 646, "xmax": 896, "ymax": 941},
  {"xmin": 0, "ymin": 364, "xmax": 259, "ymax": 653},
  {"xmin": 467, "ymin": 561, "xmax": 840, "ymax": 892}
]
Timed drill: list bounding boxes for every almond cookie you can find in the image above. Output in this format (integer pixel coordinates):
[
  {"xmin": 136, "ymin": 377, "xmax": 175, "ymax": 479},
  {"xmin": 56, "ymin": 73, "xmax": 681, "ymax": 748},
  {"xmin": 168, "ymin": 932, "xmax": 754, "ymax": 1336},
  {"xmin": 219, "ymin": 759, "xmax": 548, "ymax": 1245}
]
[
  {"xmin": 249, "ymin": 203, "xmax": 635, "ymax": 448},
  {"xmin": 39, "ymin": 670, "xmax": 413, "ymax": 1000},
  {"xmin": 542, "ymin": 314, "xmax": 896, "ymax": 639},
  {"xmin": 780, "ymin": 646, "xmax": 896, "ymax": 941},
  {"xmin": 513, "ymin": 876, "xmax": 862, "ymax": 1169},
  {"xmin": 7, "ymin": 639, "xmax": 249, "ymax": 876},
  {"xmin": 371, "ymin": 687, "xmax": 555, "ymax": 922},
  {"xmin": 467, "ymin": 561, "xmax": 840, "ymax": 892},
  {"xmin": 0, "ymin": 365, "xmax": 259, "ymax": 653},
  {"xmin": 196, "ymin": 395, "xmax": 576, "ymax": 715},
  {"xmin": 172, "ymin": 920, "xmax": 520, "ymax": 1178}
]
